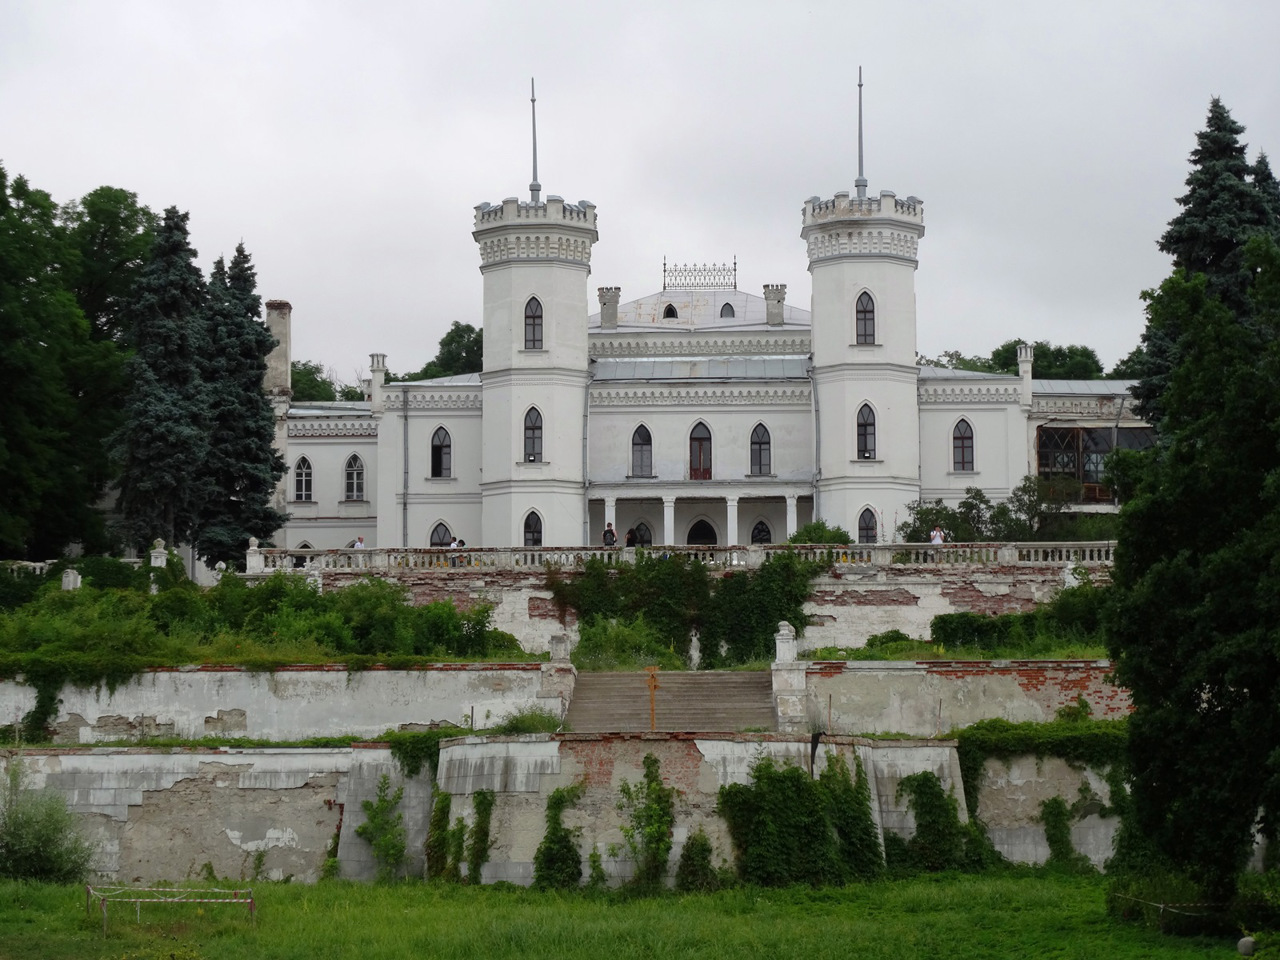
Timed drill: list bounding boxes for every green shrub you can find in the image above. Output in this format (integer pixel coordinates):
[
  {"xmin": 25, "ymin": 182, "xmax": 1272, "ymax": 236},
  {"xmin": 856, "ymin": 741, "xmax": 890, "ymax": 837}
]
[
  {"xmin": 0, "ymin": 757, "xmax": 95, "ymax": 882},
  {"xmin": 866, "ymin": 629, "xmax": 916, "ymax": 649},
  {"xmin": 76, "ymin": 556, "xmax": 148, "ymax": 592},
  {"xmin": 355, "ymin": 774, "xmax": 406, "ymax": 883},
  {"xmin": 533, "ymin": 783, "xmax": 584, "ymax": 889},
  {"xmin": 674, "ymin": 828, "xmax": 719, "ymax": 892},
  {"xmin": 572, "ymin": 615, "xmax": 683, "ymax": 671},
  {"xmin": 490, "ymin": 706, "xmax": 563, "ymax": 735},
  {"xmin": 788, "ymin": 520, "xmax": 852, "ymax": 544},
  {"xmin": 889, "ymin": 772, "xmax": 970, "ymax": 874},
  {"xmin": 820, "ymin": 752, "xmax": 883, "ymax": 881},
  {"xmin": 617, "ymin": 753, "xmax": 676, "ymax": 889}
]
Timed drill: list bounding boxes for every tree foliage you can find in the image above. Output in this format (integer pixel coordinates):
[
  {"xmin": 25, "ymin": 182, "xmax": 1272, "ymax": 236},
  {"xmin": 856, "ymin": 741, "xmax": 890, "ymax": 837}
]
[
  {"xmin": 920, "ymin": 339, "xmax": 1105, "ymax": 380},
  {"xmin": 392, "ymin": 322, "xmax": 483, "ymax": 381},
  {"xmin": 1106, "ymin": 237, "xmax": 1280, "ymax": 899},
  {"xmin": 897, "ymin": 477, "xmax": 1050, "ymax": 542}
]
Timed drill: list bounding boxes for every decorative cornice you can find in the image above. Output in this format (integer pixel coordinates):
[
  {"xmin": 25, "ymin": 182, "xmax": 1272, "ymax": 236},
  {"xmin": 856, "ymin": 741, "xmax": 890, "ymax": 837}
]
[
  {"xmin": 590, "ymin": 385, "xmax": 811, "ymax": 407},
  {"xmin": 918, "ymin": 384, "xmax": 1021, "ymax": 405},
  {"xmin": 385, "ymin": 391, "xmax": 484, "ymax": 410},
  {"xmin": 288, "ymin": 421, "xmax": 379, "ymax": 438},
  {"xmin": 476, "ymin": 236, "xmax": 593, "ymax": 268},
  {"xmin": 805, "ymin": 228, "xmax": 919, "ymax": 264},
  {"xmin": 590, "ymin": 335, "xmax": 811, "ymax": 358},
  {"xmin": 1032, "ymin": 396, "xmax": 1141, "ymax": 419}
]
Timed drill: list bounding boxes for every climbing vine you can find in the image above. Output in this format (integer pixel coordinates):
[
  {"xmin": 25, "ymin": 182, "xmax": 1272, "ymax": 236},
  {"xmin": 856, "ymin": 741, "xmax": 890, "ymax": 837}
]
[
  {"xmin": 533, "ymin": 782, "xmax": 585, "ymax": 889},
  {"xmin": 886, "ymin": 771, "xmax": 998, "ymax": 874},
  {"xmin": 424, "ymin": 790, "xmax": 451, "ymax": 881},
  {"xmin": 465, "ymin": 789, "xmax": 496, "ymax": 884},
  {"xmin": 354, "ymin": 774, "xmax": 406, "ymax": 883},
  {"xmin": 617, "ymin": 753, "xmax": 677, "ymax": 889}
]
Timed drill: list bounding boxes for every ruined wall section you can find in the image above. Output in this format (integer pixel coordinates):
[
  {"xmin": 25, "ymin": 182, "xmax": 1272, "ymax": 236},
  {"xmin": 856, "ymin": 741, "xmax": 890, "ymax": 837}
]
[
  {"xmin": 0, "ymin": 664, "xmax": 562, "ymax": 745},
  {"xmin": 802, "ymin": 660, "xmax": 1129, "ymax": 737}
]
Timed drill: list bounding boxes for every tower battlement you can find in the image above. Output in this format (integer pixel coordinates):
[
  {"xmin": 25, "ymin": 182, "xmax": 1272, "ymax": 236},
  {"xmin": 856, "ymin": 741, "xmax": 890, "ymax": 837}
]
[
  {"xmin": 801, "ymin": 190, "xmax": 925, "ymax": 266},
  {"xmin": 472, "ymin": 195, "xmax": 599, "ymax": 270}
]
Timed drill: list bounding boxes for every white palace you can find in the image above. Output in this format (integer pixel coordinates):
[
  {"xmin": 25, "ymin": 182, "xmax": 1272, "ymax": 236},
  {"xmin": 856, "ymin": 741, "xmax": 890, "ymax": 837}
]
[{"xmin": 262, "ymin": 92, "xmax": 1150, "ymax": 552}]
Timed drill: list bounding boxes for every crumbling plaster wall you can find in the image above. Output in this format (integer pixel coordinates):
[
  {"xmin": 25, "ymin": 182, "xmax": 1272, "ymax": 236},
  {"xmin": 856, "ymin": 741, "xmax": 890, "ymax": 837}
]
[
  {"xmin": 0, "ymin": 664, "xmax": 564, "ymax": 745},
  {"xmin": 801, "ymin": 661, "xmax": 1130, "ymax": 737},
  {"xmin": 436, "ymin": 733, "xmax": 965, "ymax": 885}
]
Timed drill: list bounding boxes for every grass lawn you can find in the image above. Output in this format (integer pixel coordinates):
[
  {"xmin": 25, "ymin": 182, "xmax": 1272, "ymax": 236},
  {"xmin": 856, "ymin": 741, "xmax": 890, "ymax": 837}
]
[{"xmin": 0, "ymin": 873, "xmax": 1236, "ymax": 960}]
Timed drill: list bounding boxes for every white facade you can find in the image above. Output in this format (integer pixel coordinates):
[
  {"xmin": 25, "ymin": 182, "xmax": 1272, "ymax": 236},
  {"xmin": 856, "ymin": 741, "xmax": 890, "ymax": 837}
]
[{"xmin": 267, "ymin": 170, "xmax": 1149, "ymax": 550}]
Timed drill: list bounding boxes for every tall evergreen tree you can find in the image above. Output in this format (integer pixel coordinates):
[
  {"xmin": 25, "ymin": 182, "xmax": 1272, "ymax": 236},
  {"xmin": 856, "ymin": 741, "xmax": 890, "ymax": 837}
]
[
  {"xmin": 194, "ymin": 244, "xmax": 287, "ymax": 566},
  {"xmin": 0, "ymin": 166, "xmax": 122, "ymax": 558},
  {"xmin": 1135, "ymin": 99, "xmax": 1280, "ymax": 426},
  {"xmin": 114, "ymin": 207, "xmax": 210, "ymax": 549},
  {"xmin": 1107, "ymin": 237, "xmax": 1280, "ymax": 898}
]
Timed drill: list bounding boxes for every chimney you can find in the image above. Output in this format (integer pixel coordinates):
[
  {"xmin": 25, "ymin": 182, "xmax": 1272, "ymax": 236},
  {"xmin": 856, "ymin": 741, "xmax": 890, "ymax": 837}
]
[
  {"xmin": 369, "ymin": 353, "xmax": 387, "ymax": 412},
  {"xmin": 264, "ymin": 300, "xmax": 292, "ymax": 396},
  {"xmin": 598, "ymin": 286, "xmax": 621, "ymax": 329},
  {"xmin": 1017, "ymin": 342, "xmax": 1034, "ymax": 409},
  {"xmin": 764, "ymin": 284, "xmax": 787, "ymax": 326}
]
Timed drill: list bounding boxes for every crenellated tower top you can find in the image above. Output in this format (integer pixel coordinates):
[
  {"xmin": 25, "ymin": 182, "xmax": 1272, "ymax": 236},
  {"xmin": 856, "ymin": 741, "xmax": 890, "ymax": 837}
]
[{"xmin": 472, "ymin": 195, "xmax": 599, "ymax": 271}]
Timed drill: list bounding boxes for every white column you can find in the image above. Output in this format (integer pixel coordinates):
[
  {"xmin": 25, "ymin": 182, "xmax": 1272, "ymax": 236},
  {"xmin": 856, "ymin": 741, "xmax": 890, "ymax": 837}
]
[
  {"xmin": 785, "ymin": 495, "xmax": 798, "ymax": 538},
  {"xmin": 725, "ymin": 496, "xmax": 739, "ymax": 546},
  {"xmin": 663, "ymin": 496, "xmax": 677, "ymax": 545},
  {"xmin": 604, "ymin": 496, "xmax": 617, "ymax": 532}
]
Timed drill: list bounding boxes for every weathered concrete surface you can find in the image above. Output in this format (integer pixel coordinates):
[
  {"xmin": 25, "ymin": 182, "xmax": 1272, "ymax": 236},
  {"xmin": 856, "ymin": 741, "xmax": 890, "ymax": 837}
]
[
  {"xmin": 976, "ymin": 756, "xmax": 1119, "ymax": 870},
  {"xmin": 801, "ymin": 660, "xmax": 1130, "ymax": 737},
  {"xmin": 436, "ymin": 733, "xmax": 966, "ymax": 886},
  {"xmin": 0, "ymin": 664, "xmax": 564, "ymax": 744}
]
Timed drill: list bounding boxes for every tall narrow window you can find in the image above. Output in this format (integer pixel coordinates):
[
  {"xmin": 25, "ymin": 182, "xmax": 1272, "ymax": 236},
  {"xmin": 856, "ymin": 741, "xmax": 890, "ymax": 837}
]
[
  {"xmin": 430, "ymin": 523, "xmax": 451, "ymax": 547},
  {"xmin": 524, "ymin": 297, "xmax": 543, "ymax": 349},
  {"xmin": 663, "ymin": 303, "xmax": 678, "ymax": 319},
  {"xmin": 524, "ymin": 408, "xmax": 543, "ymax": 462},
  {"xmin": 293, "ymin": 457, "xmax": 312, "ymax": 502},
  {"xmin": 858, "ymin": 509, "xmax": 878, "ymax": 544},
  {"xmin": 857, "ymin": 405, "xmax": 876, "ymax": 460},
  {"xmin": 631, "ymin": 425, "xmax": 653, "ymax": 477},
  {"xmin": 953, "ymin": 419, "xmax": 974, "ymax": 472},
  {"xmin": 750, "ymin": 423, "xmax": 771, "ymax": 476},
  {"xmin": 690, "ymin": 422, "xmax": 712, "ymax": 480},
  {"xmin": 344, "ymin": 454, "xmax": 364, "ymax": 500},
  {"xmin": 720, "ymin": 302, "xmax": 735, "ymax": 318},
  {"xmin": 431, "ymin": 427, "xmax": 452, "ymax": 478},
  {"xmin": 856, "ymin": 292, "xmax": 875, "ymax": 344},
  {"xmin": 523, "ymin": 512, "xmax": 543, "ymax": 547},
  {"xmin": 751, "ymin": 520, "xmax": 771, "ymax": 544},
  {"xmin": 634, "ymin": 522, "xmax": 653, "ymax": 547}
]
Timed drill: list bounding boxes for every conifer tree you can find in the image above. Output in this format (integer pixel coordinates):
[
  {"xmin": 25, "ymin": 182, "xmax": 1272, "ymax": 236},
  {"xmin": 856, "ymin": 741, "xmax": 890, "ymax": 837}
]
[
  {"xmin": 114, "ymin": 207, "xmax": 211, "ymax": 549},
  {"xmin": 1135, "ymin": 99, "xmax": 1280, "ymax": 426},
  {"xmin": 194, "ymin": 244, "xmax": 287, "ymax": 566}
]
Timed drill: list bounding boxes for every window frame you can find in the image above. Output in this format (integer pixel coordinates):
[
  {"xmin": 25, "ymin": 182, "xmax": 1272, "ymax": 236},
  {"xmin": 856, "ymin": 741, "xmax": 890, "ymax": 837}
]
[
  {"xmin": 689, "ymin": 422, "xmax": 712, "ymax": 480},
  {"xmin": 344, "ymin": 454, "xmax": 364, "ymax": 501},
  {"xmin": 524, "ymin": 297, "xmax": 543, "ymax": 350},
  {"xmin": 524, "ymin": 407, "xmax": 543, "ymax": 463},
  {"xmin": 631, "ymin": 425, "xmax": 653, "ymax": 477},
  {"xmin": 523, "ymin": 512, "xmax": 543, "ymax": 547},
  {"xmin": 855, "ymin": 291, "xmax": 875, "ymax": 344},
  {"xmin": 750, "ymin": 423, "xmax": 771, "ymax": 476},
  {"xmin": 431, "ymin": 426, "xmax": 452, "ymax": 479},
  {"xmin": 293, "ymin": 457, "xmax": 313, "ymax": 502},
  {"xmin": 430, "ymin": 522, "xmax": 452, "ymax": 547},
  {"xmin": 751, "ymin": 520, "xmax": 771, "ymax": 544},
  {"xmin": 856, "ymin": 405, "xmax": 876, "ymax": 460},
  {"xmin": 953, "ymin": 419, "xmax": 974, "ymax": 472},
  {"xmin": 719, "ymin": 302, "xmax": 735, "ymax": 319},
  {"xmin": 858, "ymin": 508, "xmax": 877, "ymax": 544}
]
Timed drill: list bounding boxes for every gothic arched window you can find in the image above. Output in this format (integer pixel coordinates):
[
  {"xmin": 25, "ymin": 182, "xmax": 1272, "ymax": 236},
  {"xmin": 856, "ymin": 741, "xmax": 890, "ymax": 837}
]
[
  {"xmin": 720, "ymin": 302, "xmax": 735, "ymax": 318},
  {"xmin": 293, "ymin": 457, "xmax": 312, "ymax": 502},
  {"xmin": 431, "ymin": 427, "xmax": 451, "ymax": 478},
  {"xmin": 663, "ymin": 303, "xmax": 678, "ymax": 319},
  {"xmin": 524, "ymin": 408, "xmax": 543, "ymax": 462},
  {"xmin": 750, "ymin": 423, "xmax": 771, "ymax": 476},
  {"xmin": 344, "ymin": 454, "xmax": 365, "ymax": 501},
  {"xmin": 857, "ymin": 405, "xmax": 876, "ymax": 460},
  {"xmin": 631, "ymin": 425, "xmax": 653, "ymax": 477},
  {"xmin": 690, "ymin": 422, "xmax": 712, "ymax": 480},
  {"xmin": 634, "ymin": 522, "xmax": 653, "ymax": 547},
  {"xmin": 751, "ymin": 520, "xmax": 771, "ymax": 544},
  {"xmin": 523, "ymin": 511, "xmax": 543, "ymax": 547},
  {"xmin": 688, "ymin": 519, "xmax": 717, "ymax": 545},
  {"xmin": 856, "ymin": 291, "xmax": 875, "ymax": 344},
  {"xmin": 953, "ymin": 419, "xmax": 974, "ymax": 472},
  {"xmin": 858, "ymin": 508, "xmax": 878, "ymax": 544},
  {"xmin": 430, "ymin": 522, "xmax": 452, "ymax": 547},
  {"xmin": 524, "ymin": 297, "xmax": 543, "ymax": 350}
]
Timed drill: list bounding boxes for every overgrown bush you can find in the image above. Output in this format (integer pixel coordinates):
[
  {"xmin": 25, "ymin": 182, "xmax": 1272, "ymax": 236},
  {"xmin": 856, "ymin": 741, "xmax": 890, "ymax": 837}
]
[
  {"xmin": 533, "ymin": 782, "xmax": 584, "ymax": 889},
  {"xmin": 819, "ymin": 753, "xmax": 883, "ymax": 881},
  {"xmin": 617, "ymin": 753, "xmax": 676, "ymax": 889},
  {"xmin": 465, "ymin": 789, "xmax": 495, "ymax": 884},
  {"xmin": 355, "ymin": 773, "xmax": 406, "ymax": 883},
  {"xmin": 887, "ymin": 771, "xmax": 1000, "ymax": 875},
  {"xmin": 674, "ymin": 827, "xmax": 720, "ymax": 892},
  {"xmin": 425, "ymin": 790, "xmax": 452, "ymax": 881},
  {"xmin": 489, "ymin": 706, "xmax": 563, "ymax": 735},
  {"xmin": 928, "ymin": 579, "xmax": 1110, "ymax": 655},
  {"xmin": 0, "ymin": 757, "xmax": 95, "ymax": 882},
  {"xmin": 788, "ymin": 520, "xmax": 853, "ymax": 544},
  {"xmin": 571, "ymin": 615, "xmax": 684, "ymax": 671}
]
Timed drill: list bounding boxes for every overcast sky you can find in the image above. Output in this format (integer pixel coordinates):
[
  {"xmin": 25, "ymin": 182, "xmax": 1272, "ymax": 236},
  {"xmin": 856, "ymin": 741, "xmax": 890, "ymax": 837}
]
[{"xmin": 5, "ymin": 0, "xmax": 1279, "ymax": 380}]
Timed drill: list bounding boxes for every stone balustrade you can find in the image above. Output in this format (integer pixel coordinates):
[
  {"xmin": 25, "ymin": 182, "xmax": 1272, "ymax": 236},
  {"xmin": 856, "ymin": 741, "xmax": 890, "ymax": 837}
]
[{"xmin": 244, "ymin": 540, "xmax": 1115, "ymax": 575}]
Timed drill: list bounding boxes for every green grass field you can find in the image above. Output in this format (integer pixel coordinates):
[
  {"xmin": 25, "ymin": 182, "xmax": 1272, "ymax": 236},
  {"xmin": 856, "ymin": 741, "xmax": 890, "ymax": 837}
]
[{"xmin": 1, "ymin": 874, "xmax": 1237, "ymax": 960}]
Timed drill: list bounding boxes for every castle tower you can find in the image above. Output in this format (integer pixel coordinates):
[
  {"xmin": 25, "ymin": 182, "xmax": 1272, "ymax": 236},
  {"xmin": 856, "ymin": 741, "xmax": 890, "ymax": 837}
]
[
  {"xmin": 475, "ymin": 81, "xmax": 598, "ymax": 547},
  {"xmin": 803, "ymin": 70, "xmax": 925, "ymax": 542}
]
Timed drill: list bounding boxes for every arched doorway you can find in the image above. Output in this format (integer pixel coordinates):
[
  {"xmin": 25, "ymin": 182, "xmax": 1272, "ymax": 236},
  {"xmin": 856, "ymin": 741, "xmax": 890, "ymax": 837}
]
[{"xmin": 687, "ymin": 519, "xmax": 717, "ymax": 545}]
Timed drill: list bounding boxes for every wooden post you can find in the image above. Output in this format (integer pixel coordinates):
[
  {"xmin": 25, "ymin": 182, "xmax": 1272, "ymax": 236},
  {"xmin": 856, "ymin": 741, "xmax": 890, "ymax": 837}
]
[{"xmin": 645, "ymin": 666, "xmax": 661, "ymax": 731}]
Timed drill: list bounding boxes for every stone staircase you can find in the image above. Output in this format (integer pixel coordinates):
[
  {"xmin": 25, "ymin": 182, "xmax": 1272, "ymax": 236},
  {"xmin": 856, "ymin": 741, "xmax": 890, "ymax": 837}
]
[{"xmin": 565, "ymin": 671, "xmax": 775, "ymax": 733}]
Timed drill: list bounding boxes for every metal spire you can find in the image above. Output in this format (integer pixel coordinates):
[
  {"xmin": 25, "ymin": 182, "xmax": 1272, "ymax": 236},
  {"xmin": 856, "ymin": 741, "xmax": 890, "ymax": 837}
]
[
  {"xmin": 855, "ymin": 66, "xmax": 867, "ymax": 200},
  {"xmin": 529, "ymin": 78, "xmax": 542, "ymax": 203}
]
